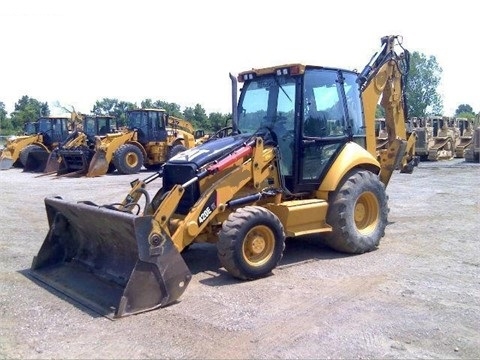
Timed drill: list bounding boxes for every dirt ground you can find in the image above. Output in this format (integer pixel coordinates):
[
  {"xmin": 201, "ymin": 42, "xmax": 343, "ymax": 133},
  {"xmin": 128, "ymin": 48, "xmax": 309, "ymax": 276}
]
[{"xmin": 0, "ymin": 159, "xmax": 479, "ymax": 359}]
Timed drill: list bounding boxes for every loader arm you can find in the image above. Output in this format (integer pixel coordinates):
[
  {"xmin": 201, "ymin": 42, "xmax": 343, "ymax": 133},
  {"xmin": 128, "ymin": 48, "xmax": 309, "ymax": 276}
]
[
  {"xmin": 0, "ymin": 134, "xmax": 41, "ymax": 169},
  {"xmin": 358, "ymin": 35, "xmax": 417, "ymax": 186},
  {"xmin": 149, "ymin": 137, "xmax": 278, "ymax": 252},
  {"xmin": 87, "ymin": 131, "xmax": 135, "ymax": 177},
  {"xmin": 167, "ymin": 116, "xmax": 195, "ymax": 135}
]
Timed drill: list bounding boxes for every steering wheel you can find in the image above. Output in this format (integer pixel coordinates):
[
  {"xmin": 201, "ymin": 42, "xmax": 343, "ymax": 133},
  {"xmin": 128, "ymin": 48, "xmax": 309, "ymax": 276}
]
[{"xmin": 208, "ymin": 126, "xmax": 235, "ymax": 141}]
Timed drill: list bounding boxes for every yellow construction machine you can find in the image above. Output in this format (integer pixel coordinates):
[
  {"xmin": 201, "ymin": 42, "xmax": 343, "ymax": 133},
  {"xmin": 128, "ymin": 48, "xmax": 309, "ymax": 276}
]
[
  {"xmin": 454, "ymin": 117, "xmax": 475, "ymax": 158},
  {"xmin": 29, "ymin": 35, "xmax": 417, "ymax": 319},
  {"xmin": 86, "ymin": 109, "xmax": 197, "ymax": 177},
  {"xmin": 44, "ymin": 114, "xmax": 119, "ymax": 175},
  {"xmin": 464, "ymin": 115, "xmax": 480, "ymax": 162},
  {"xmin": 0, "ymin": 116, "xmax": 71, "ymax": 171},
  {"xmin": 427, "ymin": 116, "xmax": 456, "ymax": 161}
]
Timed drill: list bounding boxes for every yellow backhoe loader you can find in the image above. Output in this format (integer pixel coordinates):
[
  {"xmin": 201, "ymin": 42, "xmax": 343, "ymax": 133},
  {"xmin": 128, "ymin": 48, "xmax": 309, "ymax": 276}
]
[
  {"xmin": 86, "ymin": 109, "xmax": 197, "ymax": 177},
  {"xmin": 29, "ymin": 35, "xmax": 417, "ymax": 319},
  {"xmin": 0, "ymin": 116, "xmax": 71, "ymax": 171}
]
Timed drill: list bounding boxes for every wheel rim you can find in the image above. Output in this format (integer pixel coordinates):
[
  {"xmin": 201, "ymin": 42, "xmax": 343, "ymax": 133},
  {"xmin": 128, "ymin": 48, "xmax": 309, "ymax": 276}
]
[
  {"xmin": 242, "ymin": 225, "xmax": 275, "ymax": 267},
  {"xmin": 125, "ymin": 152, "xmax": 138, "ymax": 167},
  {"xmin": 354, "ymin": 191, "xmax": 379, "ymax": 235}
]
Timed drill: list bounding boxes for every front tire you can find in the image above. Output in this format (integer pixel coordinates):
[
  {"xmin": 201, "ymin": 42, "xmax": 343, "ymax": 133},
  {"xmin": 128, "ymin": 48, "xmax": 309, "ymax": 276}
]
[
  {"xmin": 217, "ymin": 206, "xmax": 285, "ymax": 280},
  {"xmin": 19, "ymin": 144, "xmax": 41, "ymax": 167},
  {"xmin": 324, "ymin": 170, "xmax": 389, "ymax": 254},
  {"xmin": 113, "ymin": 144, "xmax": 143, "ymax": 174}
]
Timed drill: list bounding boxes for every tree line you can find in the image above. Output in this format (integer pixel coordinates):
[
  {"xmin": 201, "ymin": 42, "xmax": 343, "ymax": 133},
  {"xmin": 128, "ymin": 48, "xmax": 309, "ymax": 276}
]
[
  {"xmin": 0, "ymin": 96, "xmax": 231, "ymax": 135},
  {"xmin": 1, "ymin": 51, "xmax": 478, "ymax": 136}
]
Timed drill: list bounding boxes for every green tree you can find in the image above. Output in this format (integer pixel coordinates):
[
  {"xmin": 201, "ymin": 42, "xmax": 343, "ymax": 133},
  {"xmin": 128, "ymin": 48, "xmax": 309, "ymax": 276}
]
[
  {"xmin": 208, "ymin": 112, "xmax": 231, "ymax": 132},
  {"xmin": 455, "ymin": 104, "xmax": 475, "ymax": 118},
  {"xmin": 10, "ymin": 96, "xmax": 50, "ymax": 132},
  {"xmin": 140, "ymin": 99, "xmax": 184, "ymax": 118},
  {"xmin": 375, "ymin": 105, "xmax": 385, "ymax": 118},
  {"xmin": 183, "ymin": 105, "xmax": 206, "ymax": 129},
  {"xmin": 406, "ymin": 51, "xmax": 443, "ymax": 117},
  {"xmin": 92, "ymin": 98, "xmax": 135, "ymax": 126},
  {"xmin": 0, "ymin": 101, "xmax": 13, "ymax": 134},
  {"xmin": 152, "ymin": 100, "xmax": 183, "ymax": 118}
]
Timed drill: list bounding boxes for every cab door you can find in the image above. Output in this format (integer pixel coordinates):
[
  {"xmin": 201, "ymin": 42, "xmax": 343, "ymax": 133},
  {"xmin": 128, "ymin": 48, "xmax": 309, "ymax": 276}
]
[{"xmin": 292, "ymin": 68, "xmax": 362, "ymax": 193}]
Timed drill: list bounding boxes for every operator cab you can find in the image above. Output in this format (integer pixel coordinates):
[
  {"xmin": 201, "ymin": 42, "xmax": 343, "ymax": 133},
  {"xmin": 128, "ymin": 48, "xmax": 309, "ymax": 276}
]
[
  {"xmin": 37, "ymin": 117, "xmax": 69, "ymax": 146},
  {"xmin": 236, "ymin": 64, "xmax": 365, "ymax": 193},
  {"xmin": 127, "ymin": 109, "xmax": 168, "ymax": 144}
]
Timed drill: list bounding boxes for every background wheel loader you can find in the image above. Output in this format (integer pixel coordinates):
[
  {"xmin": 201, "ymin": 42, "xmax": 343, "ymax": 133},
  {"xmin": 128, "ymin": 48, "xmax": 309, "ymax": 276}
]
[
  {"xmin": 44, "ymin": 114, "xmax": 119, "ymax": 176},
  {"xmin": 0, "ymin": 116, "xmax": 71, "ymax": 171},
  {"xmin": 0, "ymin": 121, "xmax": 39, "ymax": 169},
  {"xmin": 86, "ymin": 108, "xmax": 197, "ymax": 177},
  {"xmin": 29, "ymin": 35, "xmax": 418, "ymax": 319}
]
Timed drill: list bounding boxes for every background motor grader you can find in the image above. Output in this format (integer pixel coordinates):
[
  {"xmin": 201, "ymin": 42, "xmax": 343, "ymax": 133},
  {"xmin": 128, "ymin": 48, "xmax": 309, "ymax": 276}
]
[
  {"xmin": 86, "ymin": 108, "xmax": 197, "ymax": 177},
  {"xmin": 29, "ymin": 35, "xmax": 417, "ymax": 319}
]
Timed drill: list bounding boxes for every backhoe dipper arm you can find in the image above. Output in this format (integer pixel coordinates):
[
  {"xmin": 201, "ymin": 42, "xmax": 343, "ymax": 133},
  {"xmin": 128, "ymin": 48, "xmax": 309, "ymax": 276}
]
[{"xmin": 358, "ymin": 35, "xmax": 416, "ymax": 186}]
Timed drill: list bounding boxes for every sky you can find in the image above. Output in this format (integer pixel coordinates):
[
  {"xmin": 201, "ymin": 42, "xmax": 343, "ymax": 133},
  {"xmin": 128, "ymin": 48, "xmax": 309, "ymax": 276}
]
[{"xmin": 1, "ymin": 0, "xmax": 477, "ymax": 117}]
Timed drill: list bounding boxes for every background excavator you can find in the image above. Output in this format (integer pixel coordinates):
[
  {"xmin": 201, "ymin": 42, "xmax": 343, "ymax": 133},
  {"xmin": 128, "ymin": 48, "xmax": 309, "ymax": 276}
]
[
  {"xmin": 85, "ymin": 108, "xmax": 198, "ymax": 177},
  {"xmin": 29, "ymin": 35, "xmax": 417, "ymax": 319},
  {"xmin": 0, "ymin": 116, "xmax": 72, "ymax": 171}
]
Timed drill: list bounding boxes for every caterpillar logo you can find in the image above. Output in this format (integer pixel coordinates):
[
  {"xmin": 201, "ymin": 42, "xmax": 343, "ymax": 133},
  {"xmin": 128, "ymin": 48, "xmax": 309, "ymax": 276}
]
[{"xmin": 198, "ymin": 191, "xmax": 217, "ymax": 225}]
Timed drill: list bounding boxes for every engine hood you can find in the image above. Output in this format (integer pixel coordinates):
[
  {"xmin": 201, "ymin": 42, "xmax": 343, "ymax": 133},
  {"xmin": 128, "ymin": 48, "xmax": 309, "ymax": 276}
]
[{"xmin": 168, "ymin": 134, "xmax": 252, "ymax": 168}]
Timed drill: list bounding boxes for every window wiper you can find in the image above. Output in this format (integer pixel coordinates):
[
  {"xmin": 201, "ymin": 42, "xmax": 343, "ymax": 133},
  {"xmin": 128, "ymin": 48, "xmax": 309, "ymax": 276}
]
[{"xmin": 274, "ymin": 77, "xmax": 292, "ymax": 103}]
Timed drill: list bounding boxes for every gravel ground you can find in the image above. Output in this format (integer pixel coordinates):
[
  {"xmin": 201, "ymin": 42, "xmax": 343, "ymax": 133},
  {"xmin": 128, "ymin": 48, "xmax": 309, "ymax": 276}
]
[{"xmin": 0, "ymin": 159, "xmax": 479, "ymax": 359}]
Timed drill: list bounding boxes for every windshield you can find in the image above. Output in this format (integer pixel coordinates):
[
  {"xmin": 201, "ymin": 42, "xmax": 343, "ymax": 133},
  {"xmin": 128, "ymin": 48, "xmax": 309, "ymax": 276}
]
[
  {"xmin": 24, "ymin": 122, "xmax": 37, "ymax": 135},
  {"xmin": 237, "ymin": 75, "xmax": 296, "ymax": 135},
  {"xmin": 128, "ymin": 111, "xmax": 147, "ymax": 130},
  {"xmin": 84, "ymin": 117, "xmax": 96, "ymax": 136}
]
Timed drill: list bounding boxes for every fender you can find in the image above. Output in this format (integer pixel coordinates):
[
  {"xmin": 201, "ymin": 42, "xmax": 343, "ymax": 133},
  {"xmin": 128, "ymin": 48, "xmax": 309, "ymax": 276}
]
[{"xmin": 317, "ymin": 142, "xmax": 380, "ymax": 195}]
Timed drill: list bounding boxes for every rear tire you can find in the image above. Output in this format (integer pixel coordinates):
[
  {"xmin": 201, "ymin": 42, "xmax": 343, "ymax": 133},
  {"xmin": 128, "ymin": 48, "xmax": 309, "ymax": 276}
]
[
  {"xmin": 217, "ymin": 206, "xmax": 285, "ymax": 280},
  {"xmin": 324, "ymin": 170, "xmax": 389, "ymax": 254},
  {"xmin": 113, "ymin": 144, "xmax": 143, "ymax": 174},
  {"xmin": 19, "ymin": 144, "xmax": 41, "ymax": 167},
  {"xmin": 168, "ymin": 144, "xmax": 187, "ymax": 159}
]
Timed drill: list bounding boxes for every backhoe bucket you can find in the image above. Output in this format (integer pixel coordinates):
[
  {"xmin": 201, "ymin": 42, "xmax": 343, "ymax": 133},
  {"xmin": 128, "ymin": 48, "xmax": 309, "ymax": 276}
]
[
  {"xmin": 86, "ymin": 150, "xmax": 109, "ymax": 177},
  {"xmin": 24, "ymin": 148, "xmax": 50, "ymax": 172},
  {"xmin": 30, "ymin": 197, "xmax": 192, "ymax": 319},
  {"xmin": 43, "ymin": 150, "xmax": 61, "ymax": 174}
]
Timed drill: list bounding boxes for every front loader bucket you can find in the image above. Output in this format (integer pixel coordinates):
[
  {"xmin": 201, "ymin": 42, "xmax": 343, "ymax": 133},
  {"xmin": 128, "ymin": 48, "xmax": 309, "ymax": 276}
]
[
  {"xmin": 43, "ymin": 150, "xmax": 61, "ymax": 174},
  {"xmin": 0, "ymin": 155, "xmax": 14, "ymax": 170},
  {"xmin": 24, "ymin": 148, "xmax": 50, "ymax": 172},
  {"xmin": 30, "ymin": 197, "xmax": 192, "ymax": 319},
  {"xmin": 57, "ymin": 148, "xmax": 92, "ymax": 176},
  {"xmin": 86, "ymin": 150, "xmax": 109, "ymax": 177}
]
